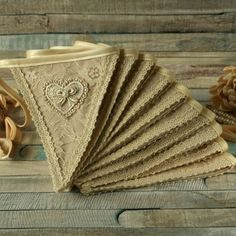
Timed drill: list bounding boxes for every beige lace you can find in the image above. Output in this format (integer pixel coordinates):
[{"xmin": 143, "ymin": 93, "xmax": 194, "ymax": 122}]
[{"xmin": 0, "ymin": 41, "xmax": 235, "ymax": 195}]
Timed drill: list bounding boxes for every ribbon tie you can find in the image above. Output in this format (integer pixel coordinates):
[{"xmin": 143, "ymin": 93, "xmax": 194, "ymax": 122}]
[{"xmin": 0, "ymin": 78, "xmax": 31, "ymax": 159}]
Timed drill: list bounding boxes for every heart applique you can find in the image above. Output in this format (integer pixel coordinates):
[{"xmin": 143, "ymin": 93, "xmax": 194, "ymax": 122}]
[{"xmin": 45, "ymin": 80, "xmax": 88, "ymax": 117}]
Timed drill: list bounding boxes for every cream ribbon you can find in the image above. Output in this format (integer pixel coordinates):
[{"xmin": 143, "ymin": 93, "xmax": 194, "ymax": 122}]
[{"xmin": 0, "ymin": 78, "xmax": 31, "ymax": 159}]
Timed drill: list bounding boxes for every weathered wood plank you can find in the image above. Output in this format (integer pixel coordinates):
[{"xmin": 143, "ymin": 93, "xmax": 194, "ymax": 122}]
[
  {"xmin": 0, "ymin": 209, "xmax": 120, "ymax": 228},
  {"xmin": 206, "ymin": 173, "xmax": 236, "ymax": 189},
  {"xmin": 76, "ymin": 33, "xmax": 236, "ymax": 52},
  {"xmin": 0, "ymin": 15, "xmax": 47, "ymax": 34},
  {"xmin": 158, "ymin": 57, "xmax": 236, "ymax": 64},
  {"xmin": 0, "ymin": 161, "xmax": 48, "ymax": 175},
  {"xmin": 0, "ymin": 34, "xmax": 236, "ymax": 52},
  {"xmin": 118, "ymin": 209, "xmax": 236, "ymax": 227},
  {"xmin": 1, "ymin": 228, "xmax": 236, "ymax": 236},
  {"xmin": 118, "ymin": 209, "xmax": 236, "ymax": 228},
  {"xmin": 164, "ymin": 64, "xmax": 225, "ymax": 81},
  {"xmin": 0, "ymin": 176, "xmax": 52, "ymax": 192},
  {"xmin": 0, "ymin": 34, "xmax": 76, "ymax": 50},
  {"xmin": 154, "ymin": 52, "xmax": 236, "ymax": 58},
  {"xmin": 46, "ymin": 13, "xmax": 236, "ymax": 34},
  {"xmin": 179, "ymin": 77, "xmax": 218, "ymax": 88},
  {"xmin": 1, "ymin": 190, "xmax": 236, "ymax": 210},
  {"xmin": 2, "ymin": 14, "xmax": 236, "ymax": 34},
  {"xmin": 0, "ymin": 0, "xmax": 236, "ymax": 15}
]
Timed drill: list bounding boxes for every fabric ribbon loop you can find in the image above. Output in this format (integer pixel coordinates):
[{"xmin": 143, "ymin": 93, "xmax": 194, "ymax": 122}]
[{"xmin": 0, "ymin": 78, "xmax": 31, "ymax": 159}]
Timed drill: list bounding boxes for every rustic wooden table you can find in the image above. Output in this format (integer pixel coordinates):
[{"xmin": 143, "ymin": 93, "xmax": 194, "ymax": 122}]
[{"xmin": 0, "ymin": 1, "xmax": 236, "ymax": 235}]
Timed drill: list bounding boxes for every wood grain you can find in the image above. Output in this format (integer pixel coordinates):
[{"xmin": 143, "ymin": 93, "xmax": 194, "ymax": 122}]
[
  {"xmin": 48, "ymin": 13, "xmax": 236, "ymax": 33},
  {"xmin": 0, "ymin": 228, "xmax": 236, "ymax": 236},
  {"xmin": 154, "ymin": 52, "xmax": 236, "ymax": 58},
  {"xmin": 0, "ymin": 176, "xmax": 53, "ymax": 192},
  {"xmin": 1, "ymin": 190, "xmax": 236, "ymax": 210},
  {"xmin": 1, "ymin": 34, "xmax": 236, "ymax": 52},
  {"xmin": 119, "ymin": 209, "xmax": 236, "ymax": 227},
  {"xmin": 0, "ymin": 209, "xmax": 120, "ymax": 228},
  {"xmin": 206, "ymin": 173, "xmax": 236, "ymax": 189},
  {"xmin": 0, "ymin": 15, "xmax": 47, "ymax": 34},
  {"xmin": 2, "ymin": 13, "xmax": 236, "ymax": 34},
  {"xmin": 0, "ymin": 0, "xmax": 235, "ymax": 15},
  {"xmin": 0, "ymin": 161, "xmax": 49, "ymax": 175}
]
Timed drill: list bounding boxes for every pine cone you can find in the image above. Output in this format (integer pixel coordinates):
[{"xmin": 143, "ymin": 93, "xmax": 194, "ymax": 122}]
[{"xmin": 210, "ymin": 66, "xmax": 236, "ymax": 112}]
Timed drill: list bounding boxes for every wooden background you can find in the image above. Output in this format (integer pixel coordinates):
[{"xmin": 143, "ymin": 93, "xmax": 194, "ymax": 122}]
[{"xmin": 1, "ymin": 1, "xmax": 236, "ymax": 235}]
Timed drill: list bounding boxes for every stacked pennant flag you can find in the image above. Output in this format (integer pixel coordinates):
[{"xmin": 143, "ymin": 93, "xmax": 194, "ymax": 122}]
[{"xmin": 0, "ymin": 41, "xmax": 235, "ymax": 194}]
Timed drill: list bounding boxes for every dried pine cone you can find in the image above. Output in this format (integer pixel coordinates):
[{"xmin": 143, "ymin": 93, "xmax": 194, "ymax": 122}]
[{"xmin": 210, "ymin": 66, "xmax": 236, "ymax": 113}]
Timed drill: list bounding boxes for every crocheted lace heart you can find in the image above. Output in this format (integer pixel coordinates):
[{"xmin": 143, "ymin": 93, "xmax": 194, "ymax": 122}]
[{"xmin": 45, "ymin": 80, "xmax": 88, "ymax": 117}]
